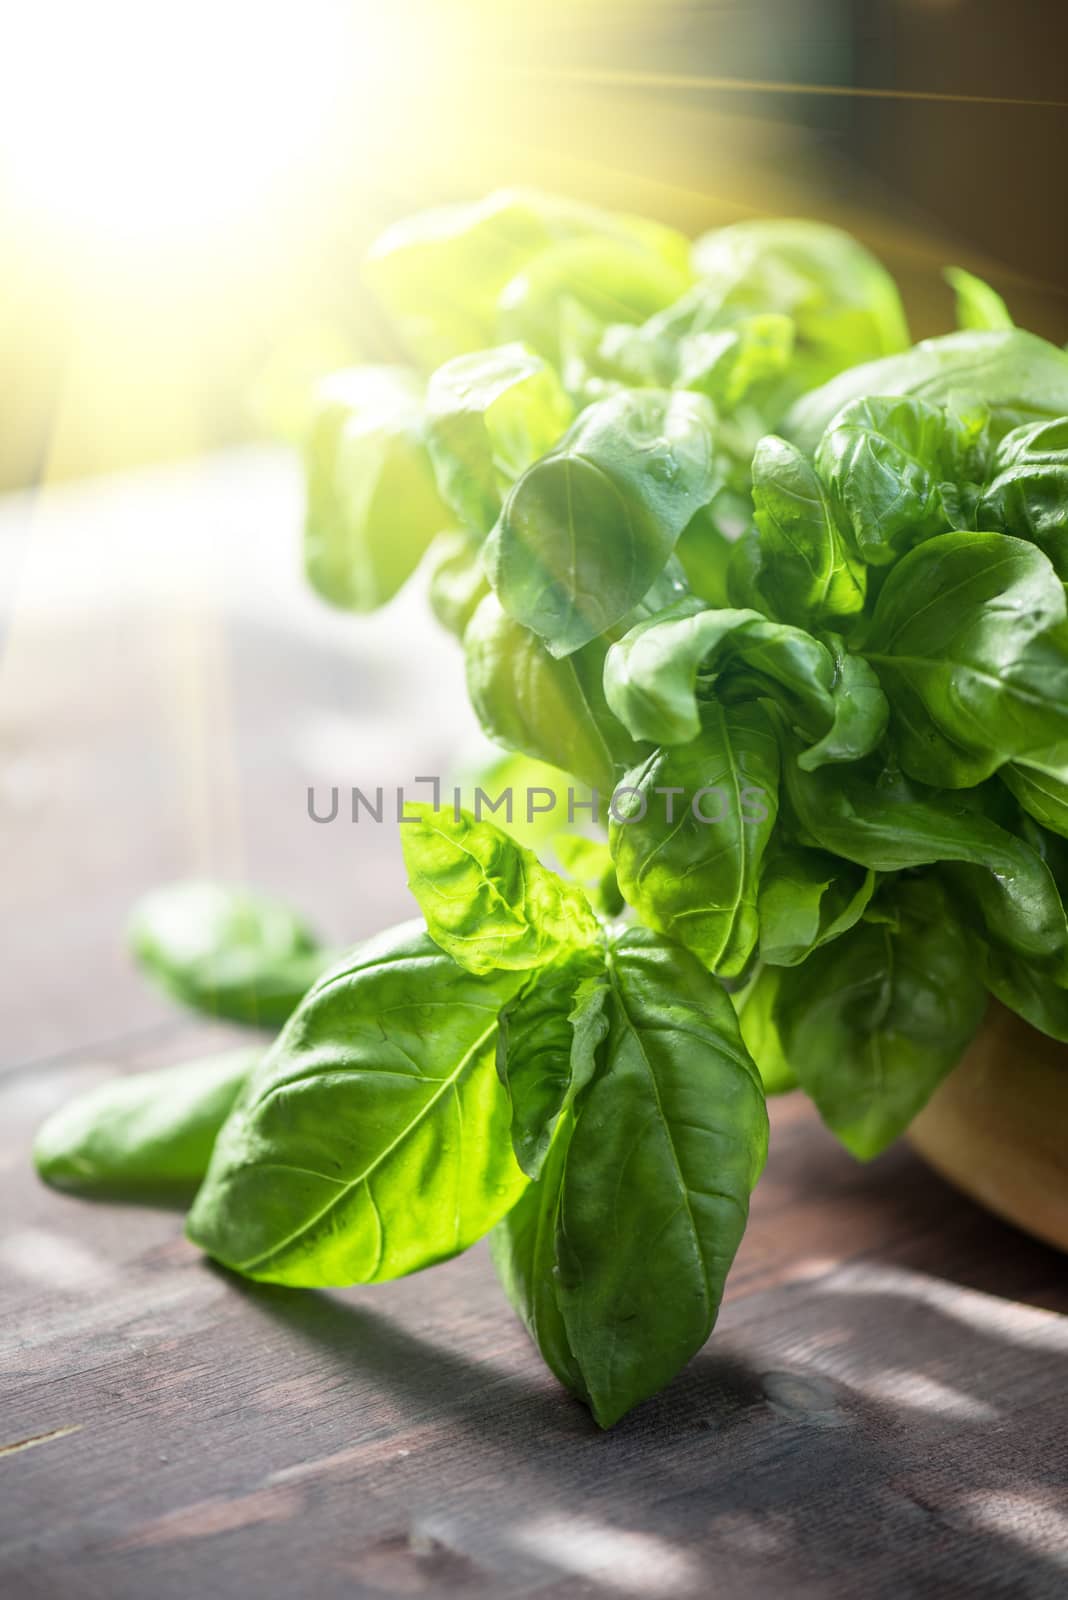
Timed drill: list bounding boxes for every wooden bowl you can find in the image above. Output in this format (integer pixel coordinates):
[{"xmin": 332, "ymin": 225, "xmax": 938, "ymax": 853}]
[{"xmin": 908, "ymin": 1002, "xmax": 1068, "ymax": 1253}]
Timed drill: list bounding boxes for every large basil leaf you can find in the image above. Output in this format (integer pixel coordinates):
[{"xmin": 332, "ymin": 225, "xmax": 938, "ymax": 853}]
[
  {"xmin": 400, "ymin": 804, "xmax": 600, "ymax": 976},
  {"xmin": 864, "ymin": 531, "xmax": 1068, "ymax": 788},
  {"xmin": 743, "ymin": 434, "xmax": 866, "ymax": 627},
  {"xmin": 496, "ymin": 959, "xmax": 607, "ymax": 1178},
  {"xmin": 784, "ymin": 752, "xmax": 1068, "ymax": 969},
  {"xmin": 484, "ymin": 388, "xmax": 719, "ymax": 657},
  {"xmin": 732, "ymin": 963, "xmax": 798, "ymax": 1095},
  {"xmin": 771, "ymin": 879, "xmax": 986, "ymax": 1158},
  {"xmin": 690, "ymin": 218, "xmax": 909, "ymax": 391},
  {"xmin": 603, "ymin": 600, "xmax": 886, "ymax": 765},
  {"xmin": 34, "ymin": 1048, "xmax": 258, "ymax": 1199},
  {"xmin": 363, "ymin": 188, "xmax": 689, "ymax": 368},
  {"xmin": 186, "ymin": 924, "xmax": 527, "ymax": 1286},
  {"xmin": 426, "ymin": 344, "xmax": 573, "ymax": 536},
  {"xmin": 787, "ymin": 329, "xmax": 1068, "ymax": 456},
  {"xmin": 815, "ymin": 395, "xmax": 958, "ymax": 566},
  {"xmin": 128, "ymin": 881, "xmax": 333, "ymax": 1028},
  {"xmin": 304, "ymin": 366, "xmax": 450, "ymax": 611},
  {"xmin": 552, "ymin": 929, "xmax": 768, "ymax": 1427},
  {"xmin": 464, "ymin": 593, "xmax": 648, "ymax": 794},
  {"xmin": 978, "ymin": 417, "xmax": 1068, "ymax": 579},
  {"xmin": 757, "ymin": 847, "xmax": 876, "ymax": 967},
  {"xmin": 497, "ymin": 237, "xmax": 690, "ymax": 374},
  {"xmin": 610, "ymin": 701, "xmax": 780, "ymax": 977}
]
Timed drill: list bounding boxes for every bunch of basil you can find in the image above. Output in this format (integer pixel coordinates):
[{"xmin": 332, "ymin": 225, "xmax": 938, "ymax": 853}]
[{"xmin": 36, "ymin": 192, "xmax": 1068, "ymax": 1428}]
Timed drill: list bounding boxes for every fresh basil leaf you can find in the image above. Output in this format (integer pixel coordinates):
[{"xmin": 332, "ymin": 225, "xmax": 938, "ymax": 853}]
[
  {"xmin": 757, "ymin": 847, "xmax": 876, "ymax": 967},
  {"xmin": 186, "ymin": 923, "xmax": 527, "ymax": 1286},
  {"xmin": 674, "ymin": 313, "xmax": 795, "ymax": 410},
  {"xmin": 552, "ymin": 928, "xmax": 768, "ymax": 1427},
  {"xmin": 425, "ymin": 528, "xmax": 489, "ymax": 638},
  {"xmin": 745, "ymin": 434, "xmax": 866, "ymax": 627},
  {"xmin": 815, "ymin": 395, "xmax": 958, "ymax": 566},
  {"xmin": 364, "ymin": 188, "xmax": 689, "ymax": 368},
  {"xmin": 128, "ymin": 881, "xmax": 333, "ymax": 1028},
  {"xmin": 426, "ymin": 344, "xmax": 573, "ymax": 536},
  {"xmin": 784, "ymin": 752, "xmax": 1068, "ymax": 969},
  {"xmin": 464, "ymin": 593, "xmax": 649, "ymax": 794},
  {"xmin": 400, "ymin": 804, "xmax": 600, "ymax": 976},
  {"xmin": 497, "ymin": 958, "xmax": 607, "ymax": 1178},
  {"xmin": 497, "ymin": 237, "xmax": 690, "ymax": 373},
  {"xmin": 945, "ymin": 266, "xmax": 1013, "ymax": 333},
  {"xmin": 864, "ymin": 531, "xmax": 1068, "ymax": 788},
  {"xmin": 978, "ymin": 417, "xmax": 1068, "ymax": 579},
  {"xmin": 34, "ymin": 1048, "xmax": 258, "ymax": 1199},
  {"xmin": 552, "ymin": 833, "xmax": 623, "ymax": 918},
  {"xmin": 490, "ymin": 1107, "xmax": 588, "ymax": 1402},
  {"xmin": 771, "ymin": 879, "xmax": 986, "ymax": 1158},
  {"xmin": 1001, "ymin": 761, "xmax": 1068, "ymax": 840},
  {"xmin": 484, "ymin": 388, "xmax": 719, "ymax": 657},
  {"xmin": 304, "ymin": 366, "xmax": 450, "ymax": 611},
  {"xmin": 604, "ymin": 601, "xmax": 887, "ymax": 769},
  {"xmin": 690, "ymin": 218, "xmax": 909, "ymax": 391},
  {"xmin": 610, "ymin": 701, "xmax": 780, "ymax": 977},
  {"xmin": 788, "ymin": 329, "xmax": 1068, "ymax": 456},
  {"xmin": 978, "ymin": 942, "xmax": 1068, "ymax": 1043},
  {"xmin": 732, "ymin": 963, "xmax": 798, "ymax": 1094}
]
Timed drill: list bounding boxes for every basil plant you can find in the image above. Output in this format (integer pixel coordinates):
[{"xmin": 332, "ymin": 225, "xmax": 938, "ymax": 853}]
[{"xmin": 37, "ymin": 190, "xmax": 1068, "ymax": 1428}]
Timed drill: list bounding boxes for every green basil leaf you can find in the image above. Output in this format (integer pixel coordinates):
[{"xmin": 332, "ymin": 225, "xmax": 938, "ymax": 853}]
[
  {"xmin": 610, "ymin": 701, "xmax": 780, "ymax": 977},
  {"xmin": 1001, "ymin": 761, "xmax": 1068, "ymax": 840},
  {"xmin": 746, "ymin": 434, "xmax": 866, "ymax": 627},
  {"xmin": 771, "ymin": 879, "xmax": 986, "ymax": 1159},
  {"xmin": 304, "ymin": 366, "xmax": 449, "ymax": 612},
  {"xmin": 757, "ymin": 847, "xmax": 876, "ymax": 967},
  {"xmin": 34, "ymin": 1048, "xmax": 258, "ymax": 1199},
  {"xmin": 425, "ymin": 528, "xmax": 489, "ymax": 638},
  {"xmin": 484, "ymin": 388, "xmax": 719, "ymax": 657},
  {"xmin": 364, "ymin": 189, "xmax": 689, "ymax": 368},
  {"xmin": 497, "ymin": 958, "xmax": 607, "ymax": 1178},
  {"xmin": 787, "ymin": 329, "xmax": 1068, "ymax": 457},
  {"xmin": 674, "ymin": 312, "xmax": 795, "ymax": 410},
  {"xmin": 784, "ymin": 752, "xmax": 1068, "ymax": 969},
  {"xmin": 690, "ymin": 218, "xmax": 909, "ymax": 390},
  {"xmin": 732, "ymin": 963, "xmax": 798, "ymax": 1095},
  {"xmin": 497, "ymin": 237, "xmax": 690, "ymax": 372},
  {"xmin": 945, "ymin": 266, "xmax": 1013, "ymax": 333},
  {"xmin": 186, "ymin": 923, "xmax": 527, "ymax": 1286},
  {"xmin": 490, "ymin": 1107, "xmax": 588, "ymax": 1402},
  {"xmin": 815, "ymin": 395, "xmax": 957, "ymax": 566},
  {"xmin": 978, "ymin": 942, "xmax": 1068, "ymax": 1043},
  {"xmin": 464, "ymin": 593, "xmax": 649, "ymax": 794},
  {"xmin": 426, "ymin": 344, "xmax": 573, "ymax": 537},
  {"xmin": 553, "ymin": 928, "xmax": 768, "ymax": 1427},
  {"xmin": 604, "ymin": 601, "xmax": 887, "ymax": 767},
  {"xmin": 864, "ymin": 531, "xmax": 1068, "ymax": 788},
  {"xmin": 978, "ymin": 417, "xmax": 1068, "ymax": 579},
  {"xmin": 400, "ymin": 804, "xmax": 600, "ymax": 976},
  {"xmin": 128, "ymin": 882, "xmax": 332, "ymax": 1028},
  {"xmin": 552, "ymin": 833, "xmax": 624, "ymax": 918}
]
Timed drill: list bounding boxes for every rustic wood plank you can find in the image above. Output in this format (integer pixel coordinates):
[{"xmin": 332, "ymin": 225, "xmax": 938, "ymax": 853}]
[{"xmin": 2, "ymin": 453, "xmax": 1066, "ymax": 1599}]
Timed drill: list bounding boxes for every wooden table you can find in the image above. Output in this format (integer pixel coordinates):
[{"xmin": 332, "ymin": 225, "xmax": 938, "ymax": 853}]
[{"xmin": 2, "ymin": 453, "xmax": 1066, "ymax": 1598}]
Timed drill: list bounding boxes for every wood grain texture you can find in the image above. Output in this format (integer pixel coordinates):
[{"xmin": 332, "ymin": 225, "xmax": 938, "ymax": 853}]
[{"xmin": 2, "ymin": 454, "xmax": 1066, "ymax": 1599}]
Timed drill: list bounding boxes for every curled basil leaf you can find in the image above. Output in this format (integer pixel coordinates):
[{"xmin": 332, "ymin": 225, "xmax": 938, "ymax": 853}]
[
  {"xmin": 34, "ymin": 1049, "xmax": 258, "ymax": 1199},
  {"xmin": 743, "ymin": 434, "xmax": 866, "ymax": 627},
  {"xmin": 400, "ymin": 804, "xmax": 600, "ymax": 976},
  {"xmin": 186, "ymin": 924, "xmax": 527, "ymax": 1286},
  {"xmin": 464, "ymin": 593, "xmax": 649, "ymax": 794},
  {"xmin": 484, "ymin": 388, "xmax": 719, "ymax": 657},
  {"xmin": 757, "ymin": 847, "xmax": 876, "ymax": 967},
  {"xmin": 426, "ymin": 344, "xmax": 573, "ymax": 536},
  {"xmin": 978, "ymin": 416, "xmax": 1068, "ymax": 579},
  {"xmin": 610, "ymin": 701, "xmax": 780, "ymax": 977},
  {"xmin": 304, "ymin": 366, "xmax": 449, "ymax": 612},
  {"xmin": 128, "ymin": 881, "xmax": 333, "ymax": 1028}
]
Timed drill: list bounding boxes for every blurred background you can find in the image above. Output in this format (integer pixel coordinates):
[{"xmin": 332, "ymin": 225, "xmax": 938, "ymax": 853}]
[{"xmin": 2, "ymin": 0, "xmax": 1065, "ymax": 493}]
